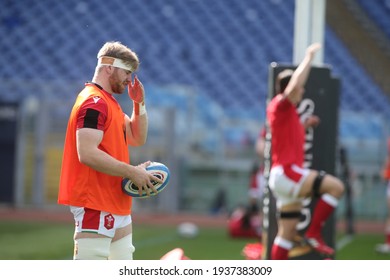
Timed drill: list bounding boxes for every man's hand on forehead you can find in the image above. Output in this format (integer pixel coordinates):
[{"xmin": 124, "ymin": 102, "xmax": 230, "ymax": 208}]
[{"xmin": 128, "ymin": 75, "xmax": 144, "ymax": 104}]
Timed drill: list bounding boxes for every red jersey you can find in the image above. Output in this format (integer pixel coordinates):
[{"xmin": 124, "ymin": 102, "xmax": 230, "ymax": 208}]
[{"xmin": 266, "ymin": 94, "xmax": 305, "ymax": 168}]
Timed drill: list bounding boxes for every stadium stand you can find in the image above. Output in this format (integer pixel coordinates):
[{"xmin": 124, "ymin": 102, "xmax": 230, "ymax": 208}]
[
  {"xmin": 1, "ymin": 0, "xmax": 389, "ymax": 115},
  {"xmin": 356, "ymin": 0, "xmax": 390, "ymax": 39},
  {"xmin": 0, "ymin": 0, "xmax": 389, "ymax": 177}
]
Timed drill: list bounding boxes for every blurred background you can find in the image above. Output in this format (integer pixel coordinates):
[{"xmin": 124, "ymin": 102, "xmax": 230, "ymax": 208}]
[{"xmin": 1, "ymin": 0, "xmax": 390, "ymax": 225}]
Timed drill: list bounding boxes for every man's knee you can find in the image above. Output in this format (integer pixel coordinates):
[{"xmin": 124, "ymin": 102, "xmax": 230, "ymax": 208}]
[
  {"xmin": 109, "ymin": 234, "xmax": 135, "ymax": 260},
  {"xmin": 312, "ymin": 171, "xmax": 344, "ymax": 198},
  {"xmin": 325, "ymin": 176, "xmax": 345, "ymax": 198},
  {"xmin": 277, "ymin": 210, "xmax": 301, "ymax": 239},
  {"xmin": 74, "ymin": 237, "xmax": 111, "ymax": 260}
]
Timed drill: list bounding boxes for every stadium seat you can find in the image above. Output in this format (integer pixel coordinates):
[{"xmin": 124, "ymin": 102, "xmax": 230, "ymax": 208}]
[{"xmin": 1, "ymin": 0, "xmax": 389, "ymax": 152}]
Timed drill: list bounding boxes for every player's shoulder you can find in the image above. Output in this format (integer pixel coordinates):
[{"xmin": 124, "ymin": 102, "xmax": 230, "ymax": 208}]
[
  {"xmin": 82, "ymin": 93, "xmax": 107, "ymax": 105},
  {"xmin": 268, "ymin": 94, "xmax": 288, "ymax": 110},
  {"xmin": 78, "ymin": 92, "xmax": 109, "ymax": 115}
]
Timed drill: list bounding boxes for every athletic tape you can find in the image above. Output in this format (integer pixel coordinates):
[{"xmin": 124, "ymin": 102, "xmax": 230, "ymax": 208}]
[
  {"xmin": 98, "ymin": 56, "xmax": 133, "ymax": 72},
  {"xmin": 134, "ymin": 102, "xmax": 146, "ymax": 116}
]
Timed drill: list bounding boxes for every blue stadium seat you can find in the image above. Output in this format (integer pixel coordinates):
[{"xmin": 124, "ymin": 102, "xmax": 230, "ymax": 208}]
[
  {"xmin": 0, "ymin": 0, "xmax": 389, "ymax": 140},
  {"xmin": 357, "ymin": 0, "xmax": 390, "ymax": 38}
]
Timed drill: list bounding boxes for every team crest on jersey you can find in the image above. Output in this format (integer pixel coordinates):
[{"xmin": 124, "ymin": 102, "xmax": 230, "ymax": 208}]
[{"xmin": 104, "ymin": 214, "xmax": 115, "ymax": 230}]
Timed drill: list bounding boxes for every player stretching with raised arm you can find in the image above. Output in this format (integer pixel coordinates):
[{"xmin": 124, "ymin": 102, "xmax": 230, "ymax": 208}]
[{"xmin": 266, "ymin": 43, "xmax": 344, "ymax": 259}]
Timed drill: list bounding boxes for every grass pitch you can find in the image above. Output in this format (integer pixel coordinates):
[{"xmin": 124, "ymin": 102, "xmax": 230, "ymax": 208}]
[{"xmin": 0, "ymin": 221, "xmax": 389, "ymax": 260}]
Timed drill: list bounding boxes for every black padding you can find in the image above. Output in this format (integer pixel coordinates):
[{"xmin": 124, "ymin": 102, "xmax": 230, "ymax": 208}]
[
  {"xmin": 83, "ymin": 108, "xmax": 100, "ymax": 129},
  {"xmin": 313, "ymin": 171, "xmax": 326, "ymax": 197},
  {"xmin": 279, "ymin": 211, "xmax": 302, "ymax": 219}
]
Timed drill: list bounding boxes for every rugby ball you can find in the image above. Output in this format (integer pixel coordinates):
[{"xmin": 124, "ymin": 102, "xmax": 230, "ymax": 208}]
[{"xmin": 121, "ymin": 162, "xmax": 170, "ymax": 198}]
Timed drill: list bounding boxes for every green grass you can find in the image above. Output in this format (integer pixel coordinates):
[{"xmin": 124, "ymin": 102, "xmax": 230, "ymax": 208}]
[
  {"xmin": 0, "ymin": 221, "xmax": 389, "ymax": 260},
  {"xmin": 0, "ymin": 221, "xmax": 74, "ymax": 260},
  {"xmin": 336, "ymin": 234, "xmax": 390, "ymax": 260},
  {"xmin": 134, "ymin": 225, "xmax": 252, "ymax": 260}
]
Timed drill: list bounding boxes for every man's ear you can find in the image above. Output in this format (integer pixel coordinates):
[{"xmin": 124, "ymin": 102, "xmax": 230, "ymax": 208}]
[{"xmin": 104, "ymin": 65, "xmax": 114, "ymax": 75}]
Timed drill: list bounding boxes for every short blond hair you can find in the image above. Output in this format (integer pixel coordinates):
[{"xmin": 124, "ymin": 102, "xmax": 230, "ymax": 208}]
[{"xmin": 97, "ymin": 41, "xmax": 139, "ymax": 72}]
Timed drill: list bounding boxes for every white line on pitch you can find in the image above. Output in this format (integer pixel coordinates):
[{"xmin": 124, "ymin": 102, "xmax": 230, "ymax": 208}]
[{"xmin": 336, "ymin": 234, "xmax": 354, "ymax": 251}]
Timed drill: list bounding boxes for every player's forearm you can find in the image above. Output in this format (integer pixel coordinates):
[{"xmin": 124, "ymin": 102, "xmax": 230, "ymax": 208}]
[
  {"xmin": 293, "ymin": 52, "xmax": 315, "ymax": 88},
  {"xmin": 78, "ymin": 146, "xmax": 135, "ymax": 178},
  {"xmin": 127, "ymin": 113, "xmax": 148, "ymax": 146},
  {"xmin": 295, "ymin": 44, "xmax": 321, "ymax": 88},
  {"xmin": 286, "ymin": 44, "xmax": 320, "ymax": 96}
]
